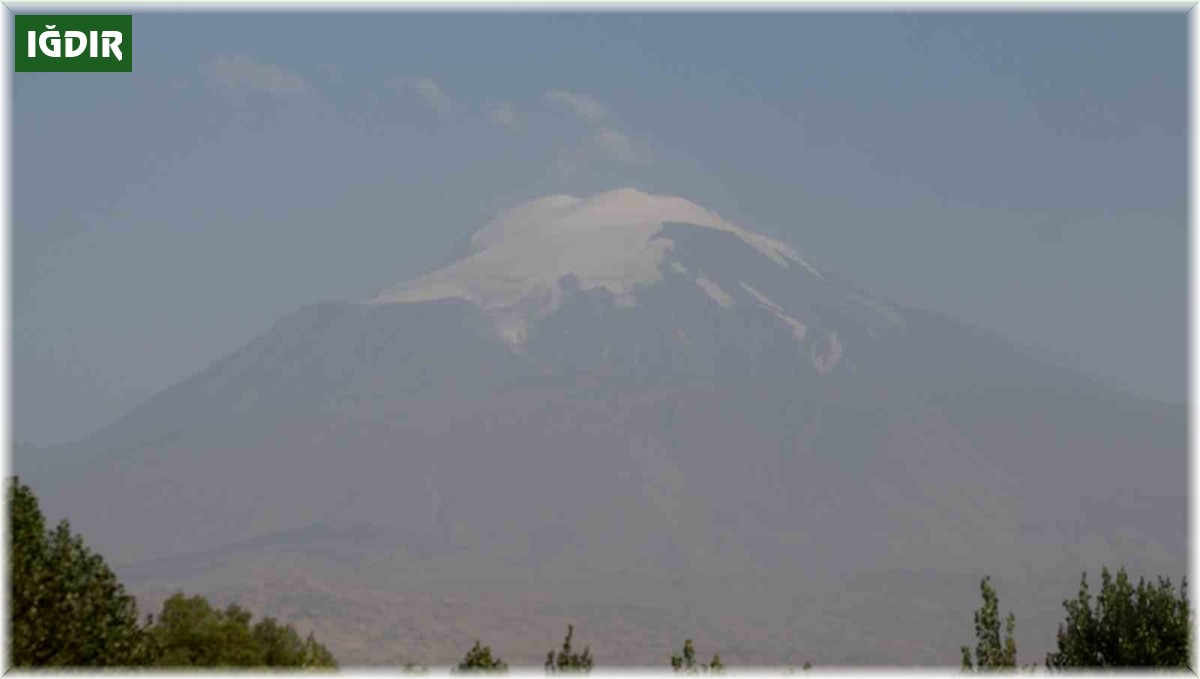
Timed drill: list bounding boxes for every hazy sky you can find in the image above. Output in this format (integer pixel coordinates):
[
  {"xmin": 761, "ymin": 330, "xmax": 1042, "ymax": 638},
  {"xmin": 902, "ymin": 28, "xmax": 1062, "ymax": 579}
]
[{"xmin": 13, "ymin": 11, "xmax": 1186, "ymax": 445}]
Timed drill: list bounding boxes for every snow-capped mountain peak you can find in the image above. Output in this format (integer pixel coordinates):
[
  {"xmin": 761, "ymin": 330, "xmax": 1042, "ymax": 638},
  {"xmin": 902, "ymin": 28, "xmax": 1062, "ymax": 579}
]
[
  {"xmin": 365, "ymin": 189, "xmax": 901, "ymax": 377},
  {"xmin": 467, "ymin": 188, "xmax": 729, "ymax": 250},
  {"xmin": 370, "ymin": 188, "xmax": 822, "ymax": 321}
]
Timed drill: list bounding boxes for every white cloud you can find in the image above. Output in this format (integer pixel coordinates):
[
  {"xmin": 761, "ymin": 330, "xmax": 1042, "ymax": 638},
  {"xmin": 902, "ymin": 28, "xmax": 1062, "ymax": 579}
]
[
  {"xmin": 544, "ymin": 90, "xmax": 607, "ymax": 123},
  {"xmin": 587, "ymin": 128, "xmax": 652, "ymax": 166},
  {"xmin": 205, "ymin": 54, "xmax": 309, "ymax": 96},
  {"xmin": 553, "ymin": 127, "xmax": 653, "ymax": 177},
  {"xmin": 489, "ymin": 102, "xmax": 520, "ymax": 130},
  {"xmin": 412, "ymin": 78, "xmax": 454, "ymax": 114},
  {"xmin": 388, "ymin": 76, "xmax": 456, "ymax": 115},
  {"xmin": 543, "ymin": 91, "xmax": 650, "ymax": 176}
]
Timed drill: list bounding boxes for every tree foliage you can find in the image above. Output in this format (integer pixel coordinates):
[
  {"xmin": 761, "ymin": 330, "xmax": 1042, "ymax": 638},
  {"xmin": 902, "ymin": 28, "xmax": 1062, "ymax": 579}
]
[
  {"xmin": 1045, "ymin": 567, "xmax": 1189, "ymax": 669},
  {"xmin": 144, "ymin": 592, "xmax": 336, "ymax": 668},
  {"xmin": 671, "ymin": 639, "xmax": 724, "ymax": 673},
  {"xmin": 457, "ymin": 640, "xmax": 508, "ymax": 672},
  {"xmin": 961, "ymin": 576, "xmax": 1018, "ymax": 670},
  {"xmin": 9, "ymin": 476, "xmax": 148, "ymax": 667},
  {"xmin": 545, "ymin": 624, "xmax": 593, "ymax": 673},
  {"xmin": 9, "ymin": 477, "xmax": 336, "ymax": 669},
  {"xmin": 254, "ymin": 614, "xmax": 338, "ymax": 668}
]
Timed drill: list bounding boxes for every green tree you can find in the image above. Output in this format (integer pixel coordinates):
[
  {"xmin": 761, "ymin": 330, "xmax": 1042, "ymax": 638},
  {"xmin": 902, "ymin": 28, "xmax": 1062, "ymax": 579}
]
[
  {"xmin": 457, "ymin": 641, "xmax": 508, "ymax": 672},
  {"xmin": 545, "ymin": 624, "xmax": 593, "ymax": 673},
  {"xmin": 254, "ymin": 614, "xmax": 338, "ymax": 668},
  {"xmin": 144, "ymin": 592, "xmax": 337, "ymax": 668},
  {"xmin": 961, "ymin": 576, "xmax": 1017, "ymax": 671},
  {"xmin": 253, "ymin": 616, "xmax": 304, "ymax": 665},
  {"xmin": 145, "ymin": 593, "xmax": 262, "ymax": 666},
  {"xmin": 1046, "ymin": 567, "xmax": 1189, "ymax": 669},
  {"xmin": 9, "ymin": 476, "xmax": 148, "ymax": 667},
  {"xmin": 671, "ymin": 639, "xmax": 723, "ymax": 674},
  {"xmin": 9, "ymin": 477, "xmax": 336, "ymax": 669},
  {"xmin": 296, "ymin": 631, "xmax": 339, "ymax": 668}
]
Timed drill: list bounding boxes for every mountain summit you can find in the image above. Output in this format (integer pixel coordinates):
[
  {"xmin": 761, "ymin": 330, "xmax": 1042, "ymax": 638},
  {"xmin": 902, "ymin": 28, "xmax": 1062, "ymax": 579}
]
[
  {"xmin": 371, "ymin": 189, "xmax": 885, "ymax": 375},
  {"xmin": 373, "ymin": 188, "xmax": 823, "ymax": 316}
]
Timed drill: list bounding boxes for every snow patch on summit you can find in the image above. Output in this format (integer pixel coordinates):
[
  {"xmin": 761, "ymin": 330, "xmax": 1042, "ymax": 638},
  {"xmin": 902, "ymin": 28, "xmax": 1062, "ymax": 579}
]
[
  {"xmin": 811, "ymin": 332, "xmax": 844, "ymax": 375},
  {"xmin": 740, "ymin": 282, "xmax": 807, "ymax": 341},
  {"xmin": 695, "ymin": 277, "xmax": 734, "ymax": 308},
  {"xmin": 370, "ymin": 188, "xmax": 824, "ymax": 349}
]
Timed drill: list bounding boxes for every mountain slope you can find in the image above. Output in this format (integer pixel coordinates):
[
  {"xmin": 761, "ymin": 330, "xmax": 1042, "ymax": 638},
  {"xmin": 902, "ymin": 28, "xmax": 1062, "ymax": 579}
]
[{"xmin": 15, "ymin": 188, "xmax": 1186, "ymax": 666}]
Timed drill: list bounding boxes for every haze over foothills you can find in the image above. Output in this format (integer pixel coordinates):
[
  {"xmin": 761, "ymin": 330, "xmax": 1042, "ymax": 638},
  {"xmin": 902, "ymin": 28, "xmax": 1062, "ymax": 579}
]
[
  {"xmin": 15, "ymin": 12, "xmax": 1184, "ymax": 446},
  {"xmin": 11, "ymin": 10, "xmax": 1187, "ymax": 668}
]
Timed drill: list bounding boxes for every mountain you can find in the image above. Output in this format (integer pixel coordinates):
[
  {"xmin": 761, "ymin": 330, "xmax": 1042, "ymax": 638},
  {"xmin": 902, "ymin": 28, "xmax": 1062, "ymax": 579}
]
[{"xmin": 15, "ymin": 188, "xmax": 1186, "ymax": 666}]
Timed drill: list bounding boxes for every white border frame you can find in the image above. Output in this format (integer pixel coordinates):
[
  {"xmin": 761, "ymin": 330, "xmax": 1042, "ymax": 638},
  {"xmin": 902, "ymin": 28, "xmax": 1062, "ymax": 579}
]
[{"xmin": 0, "ymin": 3, "xmax": 1192, "ymax": 676}]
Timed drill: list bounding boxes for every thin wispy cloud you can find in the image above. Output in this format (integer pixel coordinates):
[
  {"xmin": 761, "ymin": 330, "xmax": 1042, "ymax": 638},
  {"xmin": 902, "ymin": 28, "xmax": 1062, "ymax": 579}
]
[
  {"xmin": 588, "ymin": 127, "xmax": 651, "ymax": 166},
  {"xmin": 388, "ymin": 76, "xmax": 456, "ymax": 115},
  {"xmin": 544, "ymin": 90, "xmax": 607, "ymax": 124},
  {"xmin": 412, "ymin": 78, "xmax": 454, "ymax": 114},
  {"xmin": 204, "ymin": 54, "xmax": 310, "ymax": 96},
  {"xmin": 554, "ymin": 127, "xmax": 653, "ymax": 177},
  {"xmin": 489, "ymin": 102, "xmax": 520, "ymax": 130}
]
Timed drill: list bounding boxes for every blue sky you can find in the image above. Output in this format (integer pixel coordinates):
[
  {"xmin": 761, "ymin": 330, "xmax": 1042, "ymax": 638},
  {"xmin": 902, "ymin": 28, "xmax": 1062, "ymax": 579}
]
[{"xmin": 13, "ymin": 11, "xmax": 1187, "ymax": 444}]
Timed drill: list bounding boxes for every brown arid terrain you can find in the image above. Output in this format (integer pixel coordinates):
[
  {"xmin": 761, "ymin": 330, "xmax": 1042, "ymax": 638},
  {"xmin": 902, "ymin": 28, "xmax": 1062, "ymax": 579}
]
[{"xmin": 125, "ymin": 558, "xmax": 1135, "ymax": 667}]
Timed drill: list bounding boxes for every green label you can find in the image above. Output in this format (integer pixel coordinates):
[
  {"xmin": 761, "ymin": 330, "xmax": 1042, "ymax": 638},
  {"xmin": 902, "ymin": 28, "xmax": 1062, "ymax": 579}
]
[{"xmin": 16, "ymin": 15, "xmax": 132, "ymax": 72}]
